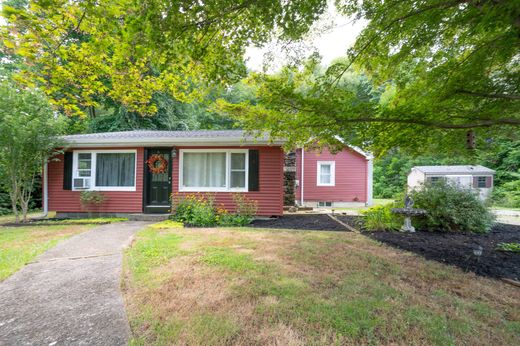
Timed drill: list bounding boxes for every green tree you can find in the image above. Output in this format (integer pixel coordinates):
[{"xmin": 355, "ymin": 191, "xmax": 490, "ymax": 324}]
[
  {"xmin": 2, "ymin": 0, "xmax": 326, "ymax": 117},
  {"xmin": 218, "ymin": 1, "xmax": 519, "ymax": 154},
  {"xmin": 0, "ymin": 82, "xmax": 63, "ymax": 222}
]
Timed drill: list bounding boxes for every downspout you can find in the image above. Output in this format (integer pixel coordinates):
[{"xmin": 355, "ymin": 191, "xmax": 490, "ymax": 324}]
[
  {"xmin": 300, "ymin": 148, "xmax": 304, "ymax": 206},
  {"xmin": 40, "ymin": 161, "xmax": 48, "ymax": 218},
  {"xmin": 366, "ymin": 157, "xmax": 373, "ymax": 206}
]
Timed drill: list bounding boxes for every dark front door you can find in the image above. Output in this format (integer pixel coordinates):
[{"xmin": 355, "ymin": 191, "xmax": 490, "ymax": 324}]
[{"xmin": 144, "ymin": 148, "xmax": 172, "ymax": 213}]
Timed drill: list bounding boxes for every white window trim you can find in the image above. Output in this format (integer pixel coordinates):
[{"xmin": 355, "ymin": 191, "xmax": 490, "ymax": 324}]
[
  {"xmin": 179, "ymin": 149, "xmax": 249, "ymax": 192},
  {"xmin": 72, "ymin": 149, "xmax": 137, "ymax": 192},
  {"xmin": 317, "ymin": 161, "xmax": 335, "ymax": 187}
]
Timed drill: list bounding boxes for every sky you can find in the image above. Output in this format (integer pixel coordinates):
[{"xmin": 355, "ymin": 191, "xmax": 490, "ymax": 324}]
[{"xmin": 245, "ymin": 5, "xmax": 366, "ymax": 72}]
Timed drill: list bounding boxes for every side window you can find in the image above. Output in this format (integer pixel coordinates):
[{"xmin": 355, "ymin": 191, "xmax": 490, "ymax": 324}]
[
  {"xmin": 317, "ymin": 161, "xmax": 335, "ymax": 186},
  {"xmin": 477, "ymin": 176, "xmax": 487, "ymax": 188},
  {"xmin": 77, "ymin": 153, "xmax": 92, "ymax": 177}
]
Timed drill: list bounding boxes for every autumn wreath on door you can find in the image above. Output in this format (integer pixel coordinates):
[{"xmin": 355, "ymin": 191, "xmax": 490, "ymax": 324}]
[{"xmin": 146, "ymin": 154, "xmax": 168, "ymax": 174}]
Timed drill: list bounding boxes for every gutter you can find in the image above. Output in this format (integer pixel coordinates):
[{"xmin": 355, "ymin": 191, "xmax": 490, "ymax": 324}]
[{"xmin": 366, "ymin": 157, "xmax": 373, "ymax": 206}]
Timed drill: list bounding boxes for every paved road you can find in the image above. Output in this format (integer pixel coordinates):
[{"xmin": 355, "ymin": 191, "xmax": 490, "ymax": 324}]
[{"xmin": 0, "ymin": 221, "xmax": 150, "ymax": 346}]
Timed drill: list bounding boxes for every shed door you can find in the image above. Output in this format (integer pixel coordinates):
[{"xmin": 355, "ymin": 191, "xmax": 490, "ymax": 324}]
[{"xmin": 144, "ymin": 148, "xmax": 172, "ymax": 213}]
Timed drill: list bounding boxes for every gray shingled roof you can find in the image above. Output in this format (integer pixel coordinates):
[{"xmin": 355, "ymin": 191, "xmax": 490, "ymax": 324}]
[
  {"xmin": 62, "ymin": 129, "xmax": 260, "ymax": 140},
  {"xmin": 60, "ymin": 130, "xmax": 282, "ymax": 147},
  {"xmin": 413, "ymin": 165, "xmax": 495, "ymax": 174}
]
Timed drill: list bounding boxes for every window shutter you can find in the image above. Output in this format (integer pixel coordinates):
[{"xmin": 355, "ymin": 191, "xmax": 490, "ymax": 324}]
[
  {"xmin": 486, "ymin": 176, "xmax": 492, "ymax": 188},
  {"xmin": 248, "ymin": 150, "xmax": 259, "ymax": 191},
  {"xmin": 473, "ymin": 176, "xmax": 478, "ymax": 188},
  {"xmin": 63, "ymin": 152, "xmax": 73, "ymax": 190}
]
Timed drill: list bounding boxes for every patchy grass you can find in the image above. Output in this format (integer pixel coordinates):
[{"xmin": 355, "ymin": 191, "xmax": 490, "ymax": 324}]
[
  {"xmin": 0, "ymin": 223, "xmax": 94, "ymax": 280},
  {"xmin": 123, "ymin": 227, "xmax": 520, "ymax": 345}
]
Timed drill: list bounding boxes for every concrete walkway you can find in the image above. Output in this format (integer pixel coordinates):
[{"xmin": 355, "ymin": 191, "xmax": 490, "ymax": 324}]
[{"xmin": 0, "ymin": 221, "xmax": 150, "ymax": 346}]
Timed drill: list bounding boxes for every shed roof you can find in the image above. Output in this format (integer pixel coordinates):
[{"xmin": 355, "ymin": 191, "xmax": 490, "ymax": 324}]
[
  {"xmin": 61, "ymin": 130, "xmax": 284, "ymax": 147},
  {"xmin": 412, "ymin": 165, "xmax": 495, "ymax": 175}
]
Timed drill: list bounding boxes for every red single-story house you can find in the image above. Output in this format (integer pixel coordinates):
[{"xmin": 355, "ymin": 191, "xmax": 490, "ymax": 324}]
[
  {"xmin": 295, "ymin": 146, "xmax": 373, "ymax": 208},
  {"xmin": 44, "ymin": 130, "xmax": 285, "ymax": 217}
]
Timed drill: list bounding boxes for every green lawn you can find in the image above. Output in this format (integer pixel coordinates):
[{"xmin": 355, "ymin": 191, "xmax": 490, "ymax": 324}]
[
  {"xmin": 0, "ymin": 224, "xmax": 94, "ymax": 280},
  {"xmin": 123, "ymin": 225, "xmax": 520, "ymax": 345},
  {"xmin": 0, "ymin": 215, "xmax": 126, "ymax": 281}
]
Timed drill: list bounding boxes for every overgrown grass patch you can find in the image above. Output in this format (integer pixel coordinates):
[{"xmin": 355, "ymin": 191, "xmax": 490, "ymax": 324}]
[
  {"xmin": 0, "ymin": 224, "xmax": 94, "ymax": 280},
  {"xmin": 123, "ymin": 226, "xmax": 520, "ymax": 345}
]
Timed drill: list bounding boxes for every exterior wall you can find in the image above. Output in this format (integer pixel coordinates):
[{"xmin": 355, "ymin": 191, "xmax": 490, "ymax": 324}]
[
  {"xmin": 48, "ymin": 145, "xmax": 284, "ymax": 216},
  {"xmin": 172, "ymin": 146, "xmax": 284, "ymax": 216},
  {"xmin": 407, "ymin": 171, "xmax": 494, "ymax": 201},
  {"xmin": 295, "ymin": 147, "xmax": 369, "ymax": 206},
  {"xmin": 48, "ymin": 147, "xmax": 144, "ymax": 213},
  {"xmin": 407, "ymin": 169, "xmax": 426, "ymax": 190}
]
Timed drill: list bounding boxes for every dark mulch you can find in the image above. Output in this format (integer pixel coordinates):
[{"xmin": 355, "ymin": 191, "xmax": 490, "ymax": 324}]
[
  {"xmin": 250, "ymin": 214, "xmax": 348, "ymax": 231},
  {"xmin": 367, "ymin": 223, "xmax": 520, "ymax": 281},
  {"xmin": 335, "ymin": 215, "xmax": 364, "ymax": 230}
]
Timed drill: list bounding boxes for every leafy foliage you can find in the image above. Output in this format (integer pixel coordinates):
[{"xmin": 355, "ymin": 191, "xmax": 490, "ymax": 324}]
[
  {"xmin": 0, "ymin": 81, "xmax": 63, "ymax": 222},
  {"xmin": 171, "ymin": 193, "xmax": 257, "ymax": 227},
  {"xmin": 218, "ymin": 0, "xmax": 519, "ymax": 154},
  {"xmin": 79, "ymin": 191, "xmax": 106, "ymax": 206},
  {"xmin": 409, "ymin": 181, "xmax": 495, "ymax": 234},
  {"xmin": 2, "ymin": 0, "xmax": 326, "ymax": 117},
  {"xmin": 496, "ymin": 243, "xmax": 520, "ymax": 253},
  {"xmin": 362, "ymin": 203, "xmax": 402, "ymax": 232},
  {"xmin": 172, "ymin": 193, "xmax": 217, "ymax": 227}
]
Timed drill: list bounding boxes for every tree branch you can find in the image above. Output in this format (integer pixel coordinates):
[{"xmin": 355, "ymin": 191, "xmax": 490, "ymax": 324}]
[{"xmin": 455, "ymin": 89, "xmax": 520, "ymax": 100}]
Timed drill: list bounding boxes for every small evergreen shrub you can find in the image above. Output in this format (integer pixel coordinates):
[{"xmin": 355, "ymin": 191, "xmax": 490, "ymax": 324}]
[
  {"xmin": 409, "ymin": 181, "xmax": 494, "ymax": 233},
  {"xmin": 362, "ymin": 203, "xmax": 402, "ymax": 231}
]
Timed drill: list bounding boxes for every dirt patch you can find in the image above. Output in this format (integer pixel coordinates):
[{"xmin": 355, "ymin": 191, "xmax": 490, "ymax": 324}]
[
  {"xmin": 367, "ymin": 223, "xmax": 520, "ymax": 281},
  {"xmin": 250, "ymin": 214, "xmax": 347, "ymax": 231}
]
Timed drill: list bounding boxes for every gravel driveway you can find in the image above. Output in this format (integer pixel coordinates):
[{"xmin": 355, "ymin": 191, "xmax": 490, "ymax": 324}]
[{"xmin": 0, "ymin": 221, "xmax": 150, "ymax": 346}]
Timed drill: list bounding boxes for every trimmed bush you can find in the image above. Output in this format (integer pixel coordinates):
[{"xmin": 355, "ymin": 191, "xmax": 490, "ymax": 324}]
[
  {"xmin": 409, "ymin": 181, "xmax": 494, "ymax": 233},
  {"xmin": 362, "ymin": 203, "xmax": 402, "ymax": 231}
]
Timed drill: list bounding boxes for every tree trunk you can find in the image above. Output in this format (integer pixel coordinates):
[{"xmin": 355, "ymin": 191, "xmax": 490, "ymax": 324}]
[
  {"xmin": 9, "ymin": 190, "xmax": 19, "ymax": 223},
  {"xmin": 19, "ymin": 175, "xmax": 35, "ymax": 223}
]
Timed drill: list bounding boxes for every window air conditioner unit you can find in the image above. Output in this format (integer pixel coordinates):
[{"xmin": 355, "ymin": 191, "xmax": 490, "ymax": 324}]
[{"xmin": 73, "ymin": 178, "xmax": 91, "ymax": 189}]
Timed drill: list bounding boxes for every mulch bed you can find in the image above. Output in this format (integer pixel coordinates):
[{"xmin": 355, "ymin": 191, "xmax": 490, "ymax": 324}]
[
  {"xmin": 250, "ymin": 214, "xmax": 348, "ymax": 231},
  {"xmin": 1, "ymin": 218, "xmax": 112, "ymax": 227},
  {"xmin": 367, "ymin": 223, "xmax": 520, "ymax": 281}
]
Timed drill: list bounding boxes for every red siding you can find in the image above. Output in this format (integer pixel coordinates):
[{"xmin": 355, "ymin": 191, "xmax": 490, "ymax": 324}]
[
  {"xmin": 48, "ymin": 147, "xmax": 144, "ymax": 213},
  {"xmin": 295, "ymin": 147, "xmax": 368, "ymax": 203},
  {"xmin": 172, "ymin": 146, "xmax": 284, "ymax": 216},
  {"xmin": 48, "ymin": 145, "xmax": 284, "ymax": 216}
]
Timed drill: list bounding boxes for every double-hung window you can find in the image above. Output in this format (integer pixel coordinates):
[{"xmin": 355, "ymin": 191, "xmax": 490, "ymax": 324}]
[
  {"xmin": 477, "ymin": 176, "xmax": 487, "ymax": 188},
  {"xmin": 180, "ymin": 149, "xmax": 248, "ymax": 192},
  {"xmin": 317, "ymin": 161, "xmax": 335, "ymax": 186},
  {"xmin": 72, "ymin": 150, "xmax": 137, "ymax": 191}
]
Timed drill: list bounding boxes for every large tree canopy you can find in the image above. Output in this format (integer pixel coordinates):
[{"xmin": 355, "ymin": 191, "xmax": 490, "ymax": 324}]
[
  {"xmin": 1, "ymin": 0, "xmax": 326, "ymax": 116},
  {"xmin": 218, "ymin": 0, "xmax": 520, "ymax": 154}
]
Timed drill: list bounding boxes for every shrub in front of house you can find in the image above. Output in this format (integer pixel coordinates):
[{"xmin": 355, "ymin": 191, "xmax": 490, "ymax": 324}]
[
  {"xmin": 171, "ymin": 193, "xmax": 258, "ymax": 227},
  {"xmin": 362, "ymin": 203, "xmax": 402, "ymax": 231},
  {"xmin": 171, "ymin": 193, "xmax": 217, "ymax": 227},
  {"xmin": 410, "ymin": 181, "xmax": 495, "ymax": 233}
]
